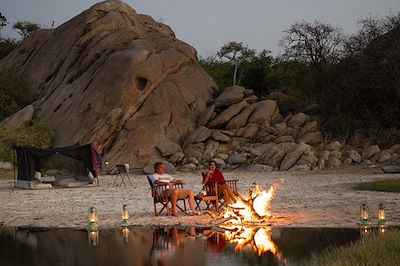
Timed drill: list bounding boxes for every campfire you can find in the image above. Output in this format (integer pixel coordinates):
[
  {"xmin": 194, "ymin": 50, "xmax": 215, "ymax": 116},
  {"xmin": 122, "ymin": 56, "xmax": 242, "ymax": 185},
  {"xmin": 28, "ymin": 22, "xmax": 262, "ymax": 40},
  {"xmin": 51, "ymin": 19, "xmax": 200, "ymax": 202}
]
[
  {"xmin": 212, "ymin": 182, "xmax": 280, "ymax": 225},
  {"xmin": 210, "ymin": 182, "xmax": 285, "ymax": 260}
]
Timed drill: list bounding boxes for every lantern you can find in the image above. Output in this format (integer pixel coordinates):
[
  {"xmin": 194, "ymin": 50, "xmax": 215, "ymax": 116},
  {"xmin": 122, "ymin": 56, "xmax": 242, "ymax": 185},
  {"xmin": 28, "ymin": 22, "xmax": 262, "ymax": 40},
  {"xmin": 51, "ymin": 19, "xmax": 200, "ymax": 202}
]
[
  {"xmin": 88, "ymin": 229, "xmax": 99, "ymax": 246},
  {"xmin": 88, "ymin": 207, "xmax": 99, "ymax": 230},
  {"xmin": 121, "ymin": 204, "xmax": 129, "ymax": 227},
  {"xmin": 360, "ymin": 203, "xmax": 370, "ymax": 225},
  {"xmin": 378, "ymin": 203, "xmax": 386, "ymax": 225},
  {"xmin": 122, "ymin": 227, "xmax": 130, "ymax": 243}
]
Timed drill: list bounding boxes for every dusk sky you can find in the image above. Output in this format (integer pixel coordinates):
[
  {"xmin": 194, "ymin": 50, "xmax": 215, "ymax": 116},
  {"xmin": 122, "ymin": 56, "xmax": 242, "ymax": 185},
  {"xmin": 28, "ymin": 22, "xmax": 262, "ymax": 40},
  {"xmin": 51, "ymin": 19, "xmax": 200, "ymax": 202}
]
[{"xmin": 1, "ymin": 0, "xmax": 400, "ymax": 56}]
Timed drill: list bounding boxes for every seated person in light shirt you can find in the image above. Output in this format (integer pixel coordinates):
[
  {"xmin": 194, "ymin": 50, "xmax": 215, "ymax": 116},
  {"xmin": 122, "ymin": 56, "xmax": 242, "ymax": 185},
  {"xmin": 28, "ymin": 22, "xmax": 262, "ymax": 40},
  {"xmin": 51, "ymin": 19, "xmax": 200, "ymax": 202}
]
[{"xmin": 149, "ymin": 162, "xmax": 196, "ymax": 216}]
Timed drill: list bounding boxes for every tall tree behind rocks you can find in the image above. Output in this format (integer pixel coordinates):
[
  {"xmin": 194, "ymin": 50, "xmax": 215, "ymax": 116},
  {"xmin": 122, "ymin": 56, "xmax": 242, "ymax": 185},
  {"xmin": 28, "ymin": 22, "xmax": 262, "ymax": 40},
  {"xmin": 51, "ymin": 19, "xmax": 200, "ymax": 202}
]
[{"xmin": 0, "ymin": 0, "xmax": 215, "ymax": 167}]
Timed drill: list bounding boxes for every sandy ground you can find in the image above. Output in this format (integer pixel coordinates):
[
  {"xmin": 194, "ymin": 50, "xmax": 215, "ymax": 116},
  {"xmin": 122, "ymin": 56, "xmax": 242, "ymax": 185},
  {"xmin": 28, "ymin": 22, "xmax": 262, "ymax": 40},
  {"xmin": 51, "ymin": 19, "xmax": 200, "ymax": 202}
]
[{"xmin": 0, "ymin": 167, "xmax": 399, "ymax": 229}]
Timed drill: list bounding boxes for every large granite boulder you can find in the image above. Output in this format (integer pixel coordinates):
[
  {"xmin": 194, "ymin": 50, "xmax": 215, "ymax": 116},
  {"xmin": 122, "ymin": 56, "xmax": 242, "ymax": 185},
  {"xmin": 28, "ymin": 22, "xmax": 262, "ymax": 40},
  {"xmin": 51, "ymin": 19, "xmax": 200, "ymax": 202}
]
[
  {"xmin": 0, "ymin": 0, "xmax": 215, "ymax": 167},
  {"xmin": 248, "ymin": 100, "xmax": 278, "ymax": 126},
  {"xmin": 208, "ymin": 101, "xmax": 248, "ymax": 128},
  {"xmin": 213, "ymin": 86, "xmax": 245, "ymax": 107}
]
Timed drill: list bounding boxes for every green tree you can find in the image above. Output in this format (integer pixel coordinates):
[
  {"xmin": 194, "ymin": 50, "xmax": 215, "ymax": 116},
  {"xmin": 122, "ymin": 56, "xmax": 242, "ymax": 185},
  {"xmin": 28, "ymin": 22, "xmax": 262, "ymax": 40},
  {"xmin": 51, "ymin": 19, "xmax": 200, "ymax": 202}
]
[
  {"xmin": 13, "ymin": 21, "xmax": 41, "ymax": 39},
  {"xmin": 217, "ymin": 41, "xmax": 256, "ymax": 86},
  {"xmin": 279, "ymin": 20, "xmax": 344, "ymax": 66},
  {"xmin": 0, "ymin": 12, "xmax": 7, "ymax": 38}
]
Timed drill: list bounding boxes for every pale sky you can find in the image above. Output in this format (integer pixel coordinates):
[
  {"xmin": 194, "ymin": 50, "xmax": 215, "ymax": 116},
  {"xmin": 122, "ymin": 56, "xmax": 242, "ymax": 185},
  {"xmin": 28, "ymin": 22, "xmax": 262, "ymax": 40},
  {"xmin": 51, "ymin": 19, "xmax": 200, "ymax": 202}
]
[{"xmin": 1, "ymin": 0, "xmax": 400, "ymax": 56}]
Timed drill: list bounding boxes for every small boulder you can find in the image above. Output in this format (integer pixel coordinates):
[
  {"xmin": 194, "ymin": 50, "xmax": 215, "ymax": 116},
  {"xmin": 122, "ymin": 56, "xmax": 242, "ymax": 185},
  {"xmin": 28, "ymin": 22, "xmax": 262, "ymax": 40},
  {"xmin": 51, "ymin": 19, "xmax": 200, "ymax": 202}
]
[
  {"xmin": 212, "ymin": 131, "xmax": 231, "ymax": 143},
  {"xmin": 198, "ymin": 105, "xmax": 216, "ymax": 127},
  {"xmin": 179, "ymin": 163, "xmax": 197, "ymax": 172},
  {"xmin": 247, "ymin": 164, "xmax": 274, "ymax": 172},
  {"xmin": 287, "ymin": 113, "xmax": 308, "ymax": 128},
  {"xmin": 280, "ymin": 143, "xmax": 310, "ymax": 171},
  {"xmin": 388, "ymin": 144, "xmax": 400, "ymax": 154},
  {"xmin": 208, "ymin": 101, "xmax": 249, "ymax": 128},
  {"xmin": 167, "ymin": 152, "xmax": 185, "ymax": 164},
  {"xmin": 372, "ymin": 150, "xmax": 392, "ymax": 163},
  {"xmin": 216, "ymin": 153, "xmax": 229, "ymax": 160},
  {"xmin": 328, "ymin": 157, "xmax": 342, "ymax": 168},
  {"xmin": 362, "ymin": 145, "xmax": 380, "ymax": 160},
  {"xmin": 212, "ymin": 158, "xmax": 226, "ymax": 168},
  {"xmin": 213, "ymin": 86, "xmax": 245, "ymax": 107},
  {"xmin": 327, "ymin": 141, "xmax": 342, "ymax": 151},
  {"xmin": 241, "ymin": 123, "xmax": 260, "ymax": 139},
  {"xmin": 382, "ymin": 165, "xmax": 400, "ymax": 173},
  {"xmin": 289, "ymin": 164, "xmax": 311, "ymax": 171},
  {"xmin": 296, "ymin": 131, "xmax": 323, "ymax": 146},
  {"xmin": 347, "ymin": 150, "xmax": 362, "ymax": 163},
  {"xmin": 248, "ymin": 100, "xmax": 278, "ymax": 126},
  {"xmin": 243, "ymin": 95, "xmax": 258, "ymax": 104},
  {"xmin": 156, "ymin": 141, "xmax": 182, "ymax": 157},
  {"xmin": 187, "ymin": 157, "xmax": 200, "ymax": 166},
  {"xmin": 274, "ymin": 136, "xmax": 294, "ymax": 144},
  {"xmin": 274, "ymin": 122, "xmax": 287, "ymax": 131},
  {"xmin": 228, "ymin": 153, "xmax": 247, "ymax": 164},
  {"xmin": 143, "ymin": 160, "xmax": 176, "ymax": 174},
  {"xmin": 226, "ymin": 103, "xmax": 257, "ymax": 130},
  {"xmin": 297, "ymin": 121, "xmax": 318, "ymax": 138},
  {"xmin": 186, "ymin": 126, "xmax": 212, "ymax": 144},
  {"xmin": 184, "ymin": 143, "xmax": 204, "ymax": 161}
]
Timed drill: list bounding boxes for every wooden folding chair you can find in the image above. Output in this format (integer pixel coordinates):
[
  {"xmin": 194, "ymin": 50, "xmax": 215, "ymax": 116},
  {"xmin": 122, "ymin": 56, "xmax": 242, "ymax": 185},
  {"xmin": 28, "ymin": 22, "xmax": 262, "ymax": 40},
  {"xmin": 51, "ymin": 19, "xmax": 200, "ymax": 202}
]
[
  {"xmin": 113, "ymin": 164, "xmax": 133, "ymax": 188},
  {"xmin": 147, "ymin": 176, "xmax": 187, "ymax": 216},
  {"xmin": 195, "ymin": 183, "xmax": 219, "ymax": 211}
]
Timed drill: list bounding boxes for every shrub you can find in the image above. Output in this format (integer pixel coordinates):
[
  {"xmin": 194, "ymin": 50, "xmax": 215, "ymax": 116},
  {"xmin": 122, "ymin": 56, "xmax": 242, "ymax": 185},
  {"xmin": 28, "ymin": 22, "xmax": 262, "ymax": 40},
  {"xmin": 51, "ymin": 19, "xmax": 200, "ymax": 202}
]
[
  {"xmin": 309, "ymin": 230, "xmax": 400, "ymax": 265},
  {"xmin": 0, "ymin": 122, "xmax": 54, "ymax": 162},
  {"xmin": 0, "ymin": 67, "xmax": 34, "ymax": 120}
]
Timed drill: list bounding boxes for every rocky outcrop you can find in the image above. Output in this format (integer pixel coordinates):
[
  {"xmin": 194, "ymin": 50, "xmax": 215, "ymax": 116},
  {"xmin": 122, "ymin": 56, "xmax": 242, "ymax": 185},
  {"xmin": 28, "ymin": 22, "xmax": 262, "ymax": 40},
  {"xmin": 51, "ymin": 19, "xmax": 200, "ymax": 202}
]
[
  {"xmin": 0, "ymin": 0, "xmax": 215, "ymax": 168},
  {"xmin": 1, "ymin": 105, "xmax": 34, "ymax": 130}
]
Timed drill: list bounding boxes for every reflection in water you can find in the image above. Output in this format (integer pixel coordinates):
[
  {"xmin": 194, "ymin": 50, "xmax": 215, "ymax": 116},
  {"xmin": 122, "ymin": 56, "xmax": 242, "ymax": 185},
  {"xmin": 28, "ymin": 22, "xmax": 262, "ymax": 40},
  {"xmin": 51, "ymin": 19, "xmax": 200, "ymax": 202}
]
[
  {"xmin": 88, "ymin": 229, "xmax": 99, "ymax": 246},
  {"xmin": 0, "ymin": 226, "xmax": 366, "ymax": 266},
  {"xmin": 121, "ymin": 227, "xmax": 130, "ymax": 243}
]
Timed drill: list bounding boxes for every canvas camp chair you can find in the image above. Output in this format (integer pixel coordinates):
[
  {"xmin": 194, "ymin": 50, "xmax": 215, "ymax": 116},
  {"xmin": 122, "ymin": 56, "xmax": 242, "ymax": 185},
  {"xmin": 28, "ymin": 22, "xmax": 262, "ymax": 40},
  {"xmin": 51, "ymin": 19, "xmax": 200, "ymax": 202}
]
[
  {"xmin": 147, "ymin": 176, "xmax": 187, "ymax": 216},
  {"xmin": 113, "ymin": 164, "xmax": 133, "ymax": 188}
]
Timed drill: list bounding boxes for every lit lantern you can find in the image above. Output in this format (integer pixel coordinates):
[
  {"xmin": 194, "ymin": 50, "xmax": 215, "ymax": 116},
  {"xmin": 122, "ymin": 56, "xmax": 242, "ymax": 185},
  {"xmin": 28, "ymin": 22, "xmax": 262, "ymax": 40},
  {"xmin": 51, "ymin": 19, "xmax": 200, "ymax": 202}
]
[
  {"xmin": 121, "ymin": 204, "xmax": 129, "ymax": 227},
  {"xmin": 360, "ymin": 203, "xmax": 370, "ymax": 225},
  {"xmin": 122, "ymin": 227, "xmax": 130, "ymax": 243},
  {"xmin": 88, "ymin": 207, "xmax": 99, "ymax": 230},
  {"xmin": 378, "ymin": 203, "xmax": 386, "ymax": 225},
  {"xmin": 88, "ymin": 229, "xmax": 99, "ymax": 246}
]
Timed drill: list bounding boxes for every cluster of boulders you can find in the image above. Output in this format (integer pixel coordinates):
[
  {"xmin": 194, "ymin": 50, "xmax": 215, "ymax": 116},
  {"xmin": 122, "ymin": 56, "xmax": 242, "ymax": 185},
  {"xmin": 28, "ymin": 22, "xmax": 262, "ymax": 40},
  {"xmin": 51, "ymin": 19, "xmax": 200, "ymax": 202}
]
[{"xmin": 148, "ymin": 85, "xmax": 400, "ymax": 173}]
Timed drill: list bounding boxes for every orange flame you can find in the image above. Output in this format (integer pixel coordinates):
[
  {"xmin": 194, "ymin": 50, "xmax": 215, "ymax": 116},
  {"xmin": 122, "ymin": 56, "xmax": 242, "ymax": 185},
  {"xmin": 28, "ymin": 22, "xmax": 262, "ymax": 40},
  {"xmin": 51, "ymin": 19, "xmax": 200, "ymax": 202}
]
[{"xmin": 221, "ymin": 183, "xmax": 279, "ymax": 224}]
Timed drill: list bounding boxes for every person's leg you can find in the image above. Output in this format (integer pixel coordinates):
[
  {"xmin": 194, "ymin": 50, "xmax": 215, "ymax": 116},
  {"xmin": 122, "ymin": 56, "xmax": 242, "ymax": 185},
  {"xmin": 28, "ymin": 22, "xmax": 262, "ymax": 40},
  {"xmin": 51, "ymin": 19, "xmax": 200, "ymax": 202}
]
[
  {"xmin": 218, "ymin": 184, "xmax": 235, "ymax": 205},
  {"xmin": 170, "ymin": 190, "xmax": 179, "ymax": 215},
  {"xmin": 177, "ymin": 190, "xmax": 195, "ymax": 212}
]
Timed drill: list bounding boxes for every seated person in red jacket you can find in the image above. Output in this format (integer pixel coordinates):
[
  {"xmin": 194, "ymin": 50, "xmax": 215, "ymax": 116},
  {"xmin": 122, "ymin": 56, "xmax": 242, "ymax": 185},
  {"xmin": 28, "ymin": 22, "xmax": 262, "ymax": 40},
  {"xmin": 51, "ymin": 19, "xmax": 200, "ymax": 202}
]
[{"xmin": 202, "ymin": 160, "xmax": 236, "ymax": 205}]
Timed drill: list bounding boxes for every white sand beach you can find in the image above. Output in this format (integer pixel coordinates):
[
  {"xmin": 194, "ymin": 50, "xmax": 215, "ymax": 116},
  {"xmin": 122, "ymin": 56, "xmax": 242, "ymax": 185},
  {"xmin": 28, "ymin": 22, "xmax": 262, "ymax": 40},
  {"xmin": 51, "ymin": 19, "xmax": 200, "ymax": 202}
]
[{"xmin": 0, "ymin": 167, "xmax": 399, "ymax": 229}]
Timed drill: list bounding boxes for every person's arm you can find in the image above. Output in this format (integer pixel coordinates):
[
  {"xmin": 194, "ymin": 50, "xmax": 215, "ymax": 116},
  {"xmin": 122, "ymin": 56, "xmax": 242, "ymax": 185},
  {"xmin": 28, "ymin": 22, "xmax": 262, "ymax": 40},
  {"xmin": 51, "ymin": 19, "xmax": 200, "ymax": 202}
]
[
  {"xmin": 203, "ymin": 171, "xmax": 213, "ymax": 185},
  {"xmin": 217, "ymin": 171, "xmax": 226, "ymax": 184}
]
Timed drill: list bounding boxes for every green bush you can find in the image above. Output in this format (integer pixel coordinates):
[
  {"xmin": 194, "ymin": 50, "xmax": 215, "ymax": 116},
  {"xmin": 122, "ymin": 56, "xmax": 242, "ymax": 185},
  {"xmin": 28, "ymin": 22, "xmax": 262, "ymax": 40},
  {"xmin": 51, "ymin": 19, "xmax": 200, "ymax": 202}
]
[
  {"xmin": 0, "ymin": 38, "xmax": 18, "ymax": 60},
  {"xmin": 358, "ymin": 179, "xmax": 400, "ymax": 193},
  {"xmin": 0, "ymin": 122, "xmax": 54, "ymax": 162},
  {"xmin": 0, "ymin": 67, "xmax": 34, "ymax": 120},
  {"xmin": 309, "ymin": 230, "xmax": 400, "ymax": 266}
]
